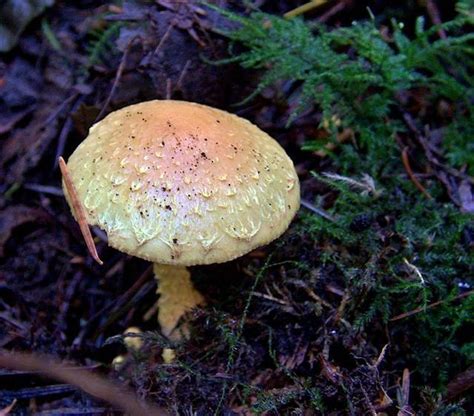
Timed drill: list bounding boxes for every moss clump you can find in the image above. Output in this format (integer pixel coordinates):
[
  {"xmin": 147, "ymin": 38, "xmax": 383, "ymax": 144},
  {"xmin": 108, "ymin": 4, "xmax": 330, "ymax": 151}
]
[{"xmin": 203, "ymin": 4, "xmax": 474, "ymax": 412}]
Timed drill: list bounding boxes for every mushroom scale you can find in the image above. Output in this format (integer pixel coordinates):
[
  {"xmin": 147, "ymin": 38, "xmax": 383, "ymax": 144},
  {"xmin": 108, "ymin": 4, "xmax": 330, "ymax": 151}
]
[{"xmin": 65, "ymin": 100, "xmax": 300, "ymax": 266}]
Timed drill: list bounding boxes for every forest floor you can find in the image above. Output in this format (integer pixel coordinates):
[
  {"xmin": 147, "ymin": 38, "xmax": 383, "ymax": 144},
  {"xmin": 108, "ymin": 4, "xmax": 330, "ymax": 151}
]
[{"xmin": 0, "ymin": 1, "xmax": 473, "ymax": 415}]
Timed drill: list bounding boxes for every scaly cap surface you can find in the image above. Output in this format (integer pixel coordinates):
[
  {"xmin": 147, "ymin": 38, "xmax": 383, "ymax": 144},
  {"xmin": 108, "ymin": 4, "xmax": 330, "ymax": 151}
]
[{"xmin": 64, "ymin": 100, "xmax": 300, "ymax": 265}]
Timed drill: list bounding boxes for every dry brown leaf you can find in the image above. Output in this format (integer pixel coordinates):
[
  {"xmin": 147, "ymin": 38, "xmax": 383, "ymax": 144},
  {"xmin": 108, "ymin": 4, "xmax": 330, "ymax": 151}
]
[{"xmin": 0, "ymin": 205, "xmax": 49, "ymax": 257}]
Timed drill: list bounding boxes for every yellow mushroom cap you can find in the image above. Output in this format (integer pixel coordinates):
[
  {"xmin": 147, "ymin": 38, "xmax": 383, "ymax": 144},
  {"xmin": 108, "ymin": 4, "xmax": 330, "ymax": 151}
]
[{"xmin": 64, "ymin": 100, "xmax": 300, "ymax": 266}]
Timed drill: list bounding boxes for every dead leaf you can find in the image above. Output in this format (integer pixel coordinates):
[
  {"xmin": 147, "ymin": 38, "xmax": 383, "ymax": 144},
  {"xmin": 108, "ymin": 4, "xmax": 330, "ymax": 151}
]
[
  {"xmin": 446, "ymin": 365, "xmax": 474, "ymax": 401},
  {"xmin": 0, "ymin": 205, "xmax": 49, "ymax": 257},
  {"xmin": 0, "ymin": 102, "xmax": 63, "ymax": 192},
  {"xmin": 0, "ymin": 51, "xmax": 73, "ymax": 191}
]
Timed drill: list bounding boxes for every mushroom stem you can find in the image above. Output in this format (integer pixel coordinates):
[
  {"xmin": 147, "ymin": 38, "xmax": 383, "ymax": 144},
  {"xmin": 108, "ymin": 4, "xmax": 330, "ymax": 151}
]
[{"xmin": 154, "ymin": 263, "xmax": 204, "ymax": 340}]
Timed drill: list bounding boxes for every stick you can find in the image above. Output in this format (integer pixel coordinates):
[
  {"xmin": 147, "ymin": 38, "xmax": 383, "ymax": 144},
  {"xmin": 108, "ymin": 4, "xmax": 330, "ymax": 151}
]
[
  {"xmin": 284, "ymin": 0, "xmax": 328, "ymax": 18},
  {"xmin": 390, "ymin": 290, "xmax": 473, "ymax": 321},
  {"xmin": 59, "ymin": 157, "xmax": 103, "ymax": 265},
  {"xmin": 300, "ymin": 198, "xmax": 336, "ymax": 222},
  {"xmin": 401, "ymin": 147, "xmax": 433, "ymax": 199},
  {"xmin": 0, "ymin": 351, "xmax": 167, "ymax": 416},
  {"xmin": 426, "ymin": 0, "xmax": 447, "ymax": 39},
  {"xmin": 96, "ymin": 38, "xmax": 138, "ymax": 122}
]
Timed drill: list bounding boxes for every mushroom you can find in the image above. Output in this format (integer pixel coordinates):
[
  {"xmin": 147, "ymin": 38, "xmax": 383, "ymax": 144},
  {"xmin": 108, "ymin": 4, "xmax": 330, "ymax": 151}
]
[{"xmin": 62, "ymin": 100, "xmax": 300, "ymax": 338}]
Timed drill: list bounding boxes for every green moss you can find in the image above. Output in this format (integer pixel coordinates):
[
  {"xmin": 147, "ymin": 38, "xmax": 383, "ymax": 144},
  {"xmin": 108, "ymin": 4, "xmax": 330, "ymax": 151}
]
[
  {"xmin": 206, "ymin": 4, "xmax": 474, "ymax": 408},
  {"xmin": 444, "ymin": 112, "xmax": 474, "ymax": 176}
]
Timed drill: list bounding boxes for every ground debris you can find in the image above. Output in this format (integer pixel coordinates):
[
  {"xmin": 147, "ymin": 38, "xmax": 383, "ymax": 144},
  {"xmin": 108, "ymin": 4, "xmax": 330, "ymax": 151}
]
[
  {"xmin": 0, "ymin": 57, "xmax": 72, "ymax": 191},
  {"xmin": 0, "ymin": 1, "xmax": 472, "ymax": 414},
  {"xmin": 446, "ymin": 365, "xmax": 474, "ymax": 402},
  {"xmin": 0, "ymin": 205, "xmax": 50, "ymax": 257}
]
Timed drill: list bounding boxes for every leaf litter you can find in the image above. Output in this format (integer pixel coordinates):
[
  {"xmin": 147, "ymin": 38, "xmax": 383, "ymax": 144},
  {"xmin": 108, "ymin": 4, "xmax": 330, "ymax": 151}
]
[{"xmin": 0, "ymin": 0, "xmax": 472, "ymax": 414}]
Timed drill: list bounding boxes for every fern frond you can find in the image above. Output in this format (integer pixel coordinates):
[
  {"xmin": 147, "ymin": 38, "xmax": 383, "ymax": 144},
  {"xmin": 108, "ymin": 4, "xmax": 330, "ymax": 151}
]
[{"xmin": 85, "ymin": 22, "xmax": 122, "ymax": 68}]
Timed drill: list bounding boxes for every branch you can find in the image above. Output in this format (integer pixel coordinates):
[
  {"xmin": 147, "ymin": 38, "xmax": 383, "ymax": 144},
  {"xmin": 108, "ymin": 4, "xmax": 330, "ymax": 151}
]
[{"xmin": 0, "ymin": 351, "xmax": 168, "ymax": 416}]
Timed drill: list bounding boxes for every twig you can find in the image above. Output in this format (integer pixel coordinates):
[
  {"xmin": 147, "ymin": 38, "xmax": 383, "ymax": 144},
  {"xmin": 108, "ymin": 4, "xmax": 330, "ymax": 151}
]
[
  {"xmin": 92, "ymin": 280, "xmax": 156, "ymax": 340},
  {"xmin": 305, "ymin": 287, "xmax": 333, "ymax": 309},
  {"xmin": 23, "ymin": 183, "xmax": 64, "ymax": 196},
  {"xmin": 59, "ymin": 157, "xmax": 103, "ymax": 265},
  {"xmin": 333, "ymin": 289, "xmax": 350, "ymax": 324},
  {"xmin": 373, "ymin": 344, "xmax": 389, "ymax": 369},
  {"xmin": 359, "ymin": 381, "xmax": 377, "ymax": 416},
  {"xmin": 1, "ymin": 384, "xmax": 76, "ymax": 400},
  {"xmin": 57, "ymin": 272, "xmax": 83, "ymax": 338},
  {"xmin": 390, "ymin": 290, "xmax": 473, "ymax": 321},
  {"xmin": 46, "ymin": 93, "xmax": 80, "ymax": 170},
  {"xmin": 54, "ymin": 115, "xmax": 74, "ymax": 169},
  {"xmin": 325, "ymin": 284, "xmax": 345, "ymax": 297},
  {"xmin": 250, "ymin": 291, "xmax": 289, "ymax": 305},
  {"xmin": 152, "ymin": 23, "xmax": 174, "ymax": 58},
  {"xmin": 403, "ymin": 114, "xmax": 473, "ymax": 184},
  {"xmin": 401, "ymin": 147, "xmax": 433, "ymax": 200},
  {"xmin": 166, "ymin": 78, "xmax": 172, "ymax": 100},
  {"xmin": 0, "ymin": 351, "xmax": 167, "ymax": 416},
  {"xmin": 35, "ymin": 408, "xmax": 109, "ymax": 415},
  {"xmin": 43, "ymin": 93, "xmax": 78, "ymax": 127},
  {"xmin": 426, "ymin": 0, "xmax": 447, "ymax": 39},
  {"xmin": 0, "ymin": 312, "xmax": 28, "ymax": 332},
  {"xmin": 96, "ymin": 38, "xmax": 138, "ymax": 122},
  {"xmin": 300, "ymin": 198, "xmax": 336, "ymax": 222},
  {"xmin": 0, "ymin": 399, "xmax": 16, "ymax": 416},
  {"xmin": 284, "ymin": 0, "xmax": 329, "ymax": 18},
  {"xmin": 402, "ymin": 113, "xmax": 473, "ymax": 207},
  {"xmin": 73, "ymin": 266, "xmax": 153, "ymax": 346},
  {"xmin": 317, "ymin": 0, "xmax": 347, "ymax": 23},
  {"xmin": 175, "ymin": 59, "xmax": 191, "ymax": 91},
  {"xmin": 0, "ymin": 108, "xmax": 33, "ymax": 135}
]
